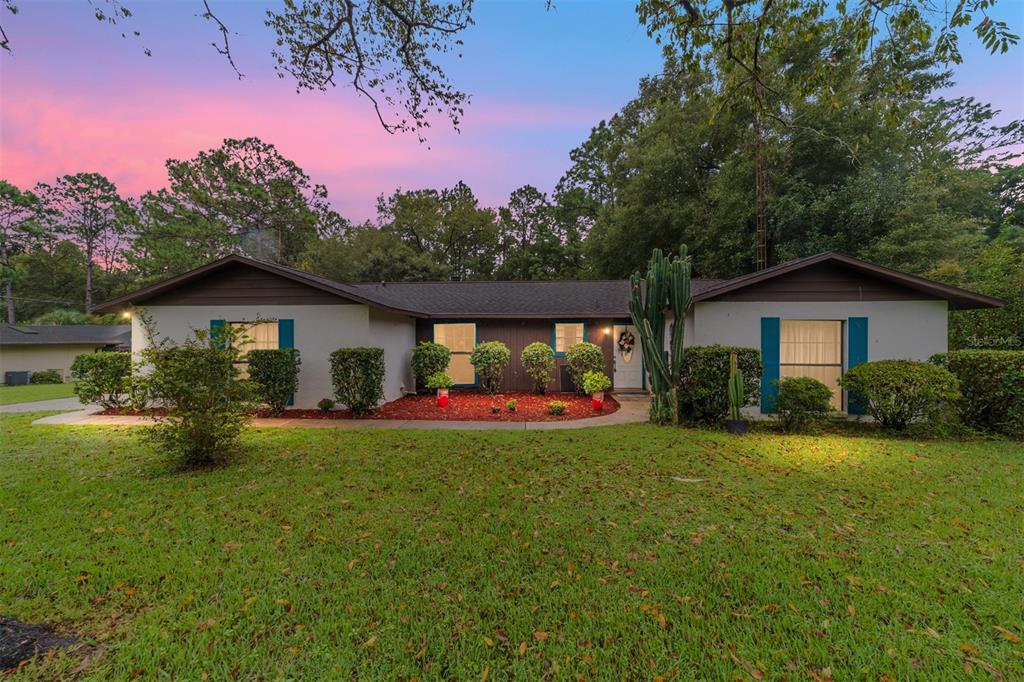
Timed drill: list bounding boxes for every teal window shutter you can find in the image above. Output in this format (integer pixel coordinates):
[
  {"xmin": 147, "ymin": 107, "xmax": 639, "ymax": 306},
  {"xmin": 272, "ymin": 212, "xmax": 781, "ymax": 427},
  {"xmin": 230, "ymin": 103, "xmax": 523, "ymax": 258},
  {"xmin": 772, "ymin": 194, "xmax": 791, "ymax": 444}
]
[
  {"xmin": 760, "ymin": 317, "xmax": 780, "ymax": 414},
  {"xmin": 847, "ymin": 317, "xmax": 868, "ymax": 414},
  {"xmin": 278, "ymin": 319, "xmax": 294, "ymax": 349},
  {"xmin": 210, "ymin": 319, "xmax": 226, "ymax": 349},
  {"xmin": 278, "ymin": 319, "xmax": 295, "ymax": 406}
]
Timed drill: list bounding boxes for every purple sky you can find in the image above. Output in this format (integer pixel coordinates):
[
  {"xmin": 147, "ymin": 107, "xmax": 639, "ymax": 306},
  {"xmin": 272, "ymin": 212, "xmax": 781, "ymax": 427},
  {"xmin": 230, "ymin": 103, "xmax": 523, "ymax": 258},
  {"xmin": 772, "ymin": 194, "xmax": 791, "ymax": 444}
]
[{"xmin": 1, "ymin": 1, "xmax": 1021, "ymax": 222}]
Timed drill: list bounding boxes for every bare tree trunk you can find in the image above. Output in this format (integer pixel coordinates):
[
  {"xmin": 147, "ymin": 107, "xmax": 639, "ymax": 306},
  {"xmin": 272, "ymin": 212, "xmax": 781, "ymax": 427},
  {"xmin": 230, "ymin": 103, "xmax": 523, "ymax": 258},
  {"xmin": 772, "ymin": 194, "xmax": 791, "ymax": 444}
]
[
  {"xmin": 1, "ymin": 243, "xmax": 13, "ymax": 323},
  {"xmin": 85, "ymin": 247, "xmax": 93, "ymax": 312},
  {"xmin": 753, "ymin": 93, "xmax": 769, "ymax": 272}
]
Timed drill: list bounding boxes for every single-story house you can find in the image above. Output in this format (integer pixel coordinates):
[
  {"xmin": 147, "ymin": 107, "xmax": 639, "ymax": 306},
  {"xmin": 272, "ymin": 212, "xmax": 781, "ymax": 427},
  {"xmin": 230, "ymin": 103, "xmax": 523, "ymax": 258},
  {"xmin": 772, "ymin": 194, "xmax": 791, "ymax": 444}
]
[
  {"xmin": 92, "ymin": 251, "xmax": 1002, "ymax": 414},
  {"xmin": 0, "ymin": 324, "xmax": 131, "ymax": 383}
]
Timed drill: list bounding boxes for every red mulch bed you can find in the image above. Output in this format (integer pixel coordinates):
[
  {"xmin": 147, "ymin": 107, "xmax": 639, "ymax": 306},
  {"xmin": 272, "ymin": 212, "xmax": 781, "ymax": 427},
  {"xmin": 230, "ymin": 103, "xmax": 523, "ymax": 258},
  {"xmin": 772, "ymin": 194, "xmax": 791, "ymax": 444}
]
[{"xmin": 100, "ymin": 392, "xmax": 619, "ymax": 422}]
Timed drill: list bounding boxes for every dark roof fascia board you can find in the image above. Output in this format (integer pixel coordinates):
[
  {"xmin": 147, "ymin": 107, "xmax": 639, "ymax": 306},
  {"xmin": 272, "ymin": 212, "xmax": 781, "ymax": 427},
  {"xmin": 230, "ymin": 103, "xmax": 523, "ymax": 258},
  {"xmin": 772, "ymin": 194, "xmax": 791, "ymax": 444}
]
[
  {"xmin": 691, "ymin": 251, "xmax": 1004, "ymax": 310},
  {"xmin": 92, "ymin": 255, "xmax": 427, "ymax": 317}
]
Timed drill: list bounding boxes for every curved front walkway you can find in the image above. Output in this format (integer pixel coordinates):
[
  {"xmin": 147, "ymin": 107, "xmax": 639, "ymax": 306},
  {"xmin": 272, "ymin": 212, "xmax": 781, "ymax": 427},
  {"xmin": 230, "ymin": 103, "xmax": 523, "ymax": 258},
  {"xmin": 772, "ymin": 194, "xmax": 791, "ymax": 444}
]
[{"xmin": 31, "ymin": 395, "xmax": 650, "ymax": 430}]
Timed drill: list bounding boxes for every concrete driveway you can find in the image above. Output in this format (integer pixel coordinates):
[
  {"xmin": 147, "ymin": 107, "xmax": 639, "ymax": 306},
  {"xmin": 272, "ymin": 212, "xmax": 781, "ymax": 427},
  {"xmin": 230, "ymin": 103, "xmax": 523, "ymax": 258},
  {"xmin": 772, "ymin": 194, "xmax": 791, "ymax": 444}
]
[{"xmin": 0, "ymin": 397, "xmax": 87, "ymax": 413}]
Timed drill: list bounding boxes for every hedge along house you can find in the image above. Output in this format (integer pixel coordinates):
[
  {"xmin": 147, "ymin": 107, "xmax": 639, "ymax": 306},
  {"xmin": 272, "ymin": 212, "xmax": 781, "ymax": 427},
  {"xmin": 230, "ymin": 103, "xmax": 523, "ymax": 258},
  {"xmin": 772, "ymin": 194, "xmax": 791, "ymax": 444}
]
[{"xmin": 93, "ymin": 252, "xmax": 1001, "ymax": 412}]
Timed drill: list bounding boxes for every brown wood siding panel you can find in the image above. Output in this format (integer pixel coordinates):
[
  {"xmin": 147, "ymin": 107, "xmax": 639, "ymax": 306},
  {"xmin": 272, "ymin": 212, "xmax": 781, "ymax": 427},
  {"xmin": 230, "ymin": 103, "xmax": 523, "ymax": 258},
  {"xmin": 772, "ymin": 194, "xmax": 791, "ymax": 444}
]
[
  {"xmin": 713, "ymin": 263, "xmax": 942, "ymax": 302},
  {"xmin": 415, "ymin": 318, "xmax": 618, "ymax": 393},
  {"xmin": 143, "ymin": 263, "xmax": 351, "ymax": 306}
]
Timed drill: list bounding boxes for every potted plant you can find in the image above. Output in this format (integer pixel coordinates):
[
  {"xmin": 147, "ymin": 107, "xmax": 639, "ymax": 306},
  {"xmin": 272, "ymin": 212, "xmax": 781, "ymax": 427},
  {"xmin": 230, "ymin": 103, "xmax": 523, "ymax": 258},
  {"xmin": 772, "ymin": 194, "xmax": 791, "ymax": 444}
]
[
  {"xmin": 582, "ymin": 370, "xmax": 612, "ymax": 411},
  {"xmin": 726, "ymin": 350, "xmax": 749, "ymax": 435},
  {"xmin": 426, "ymin": 371, "xmax": 454, "ymax": 407}
]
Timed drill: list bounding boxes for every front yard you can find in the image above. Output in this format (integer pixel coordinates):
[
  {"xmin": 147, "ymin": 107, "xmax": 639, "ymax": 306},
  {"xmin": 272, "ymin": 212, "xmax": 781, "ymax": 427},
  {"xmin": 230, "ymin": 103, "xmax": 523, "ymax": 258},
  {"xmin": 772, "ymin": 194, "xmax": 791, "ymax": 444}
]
[
  {"xmin": 1, "ymin": 413, "xmax": 1021, "ymax": 679},
  {"xmin": 0, "ymin": 383, "xmax": 76, "ymax": 406}
]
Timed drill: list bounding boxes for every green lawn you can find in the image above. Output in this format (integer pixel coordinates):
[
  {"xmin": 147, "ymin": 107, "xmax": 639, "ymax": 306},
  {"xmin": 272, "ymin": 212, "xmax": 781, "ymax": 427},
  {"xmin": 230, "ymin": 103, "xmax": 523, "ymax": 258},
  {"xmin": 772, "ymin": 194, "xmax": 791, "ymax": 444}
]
[
  {"xmin": 0, "ymin": 383, "xmax": 76, "ymax": 405},
  {"xmin": 1, "ymin": 414, "xmax": 1022, "ymax": 679}
]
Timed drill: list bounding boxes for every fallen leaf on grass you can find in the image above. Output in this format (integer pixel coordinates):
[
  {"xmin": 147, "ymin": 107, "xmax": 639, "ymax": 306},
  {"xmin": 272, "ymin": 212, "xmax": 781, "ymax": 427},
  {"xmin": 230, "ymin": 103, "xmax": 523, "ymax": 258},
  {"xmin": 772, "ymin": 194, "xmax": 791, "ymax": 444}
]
[
  {"xmin": 519, "ymin": 641, "xmax": 528, "ymax": 656},
  {"xmin": 533, "ymin": 631, "xmax": 548, "ymax": 641},
  {"xmin": 994, "ymin": 626, "xmax": 1020, "ymax": 644}
]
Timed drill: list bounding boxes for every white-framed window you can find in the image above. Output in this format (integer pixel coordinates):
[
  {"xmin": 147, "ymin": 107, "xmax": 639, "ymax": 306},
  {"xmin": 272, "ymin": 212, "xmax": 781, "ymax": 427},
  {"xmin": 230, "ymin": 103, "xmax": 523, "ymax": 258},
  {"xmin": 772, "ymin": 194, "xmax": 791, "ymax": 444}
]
[
  {"xmin": 434, "ymin": 322, "xmax": 476, "ymax": 385},
  {"xmin": 553, "ymin": 322, "xmax": 585, "ymax": 355},
  {"xmin": 779, "ymin": 319, "xmax": 843, "ymax": 410}
]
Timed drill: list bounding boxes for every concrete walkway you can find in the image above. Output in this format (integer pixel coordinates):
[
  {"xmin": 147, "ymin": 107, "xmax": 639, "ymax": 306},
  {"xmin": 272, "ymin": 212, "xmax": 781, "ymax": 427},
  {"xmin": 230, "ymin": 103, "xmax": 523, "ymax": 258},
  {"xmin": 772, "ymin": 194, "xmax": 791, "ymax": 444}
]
[
  {"xmin": 31, "ymin": 395, "xmax": 651, "ymax": 430},
  {"xmin": 0, "ymin": 397, "xmax": 88, "ymax": 413}
]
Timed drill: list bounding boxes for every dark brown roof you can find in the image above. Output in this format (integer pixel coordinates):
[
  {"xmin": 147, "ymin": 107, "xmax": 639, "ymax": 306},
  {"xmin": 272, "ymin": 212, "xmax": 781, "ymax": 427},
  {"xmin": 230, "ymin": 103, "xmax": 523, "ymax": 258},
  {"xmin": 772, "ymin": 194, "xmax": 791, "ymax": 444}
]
[
  {"xmin": 692, "ymin": 251, "xmax": 1004, "ymax": 310},
  {"xmin": 92, "ymin": 256, "xmax": 427, "ymax": 316},
  {"xmin": 349, "ymin": 279, "xmax": 724, "ymax": 318},
  {"xmin": 92, "ymin": 251, "xmax": 1002, "ymax": 317},
  {"xmin": 0, "ymin": 325, "xmax": 130, "ymax": 346}
]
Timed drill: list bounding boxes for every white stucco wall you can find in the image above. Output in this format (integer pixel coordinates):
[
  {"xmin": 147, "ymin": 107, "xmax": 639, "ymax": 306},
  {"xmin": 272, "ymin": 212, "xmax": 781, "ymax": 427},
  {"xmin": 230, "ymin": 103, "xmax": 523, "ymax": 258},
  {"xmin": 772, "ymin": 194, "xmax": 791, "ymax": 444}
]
[
  {"xmin": 132, "ymin": 304, "xmax": 417, "ymax": 408},
  {"xmin": 369, "ymin": 308, "xmax": 416, "ymax": 401},
  {"xmin": 691, "ymin": 300, "xmax": 949, "ymax": 360},
  {"xmin": 0, "ymin": 344, "xmax": 105, "ymax": 381}
]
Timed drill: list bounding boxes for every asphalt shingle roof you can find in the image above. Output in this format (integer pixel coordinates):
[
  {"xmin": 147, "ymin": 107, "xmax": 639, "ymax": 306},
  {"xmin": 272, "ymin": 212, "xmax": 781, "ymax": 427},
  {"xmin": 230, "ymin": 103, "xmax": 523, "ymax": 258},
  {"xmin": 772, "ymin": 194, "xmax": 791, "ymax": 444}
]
[
  {"xmin": 349, "ymin": 279, "xmax": 724, "ymax": 318},
  {"xmin": 0, "ymin": 325, "xmax": 131, "ymax": 346}
]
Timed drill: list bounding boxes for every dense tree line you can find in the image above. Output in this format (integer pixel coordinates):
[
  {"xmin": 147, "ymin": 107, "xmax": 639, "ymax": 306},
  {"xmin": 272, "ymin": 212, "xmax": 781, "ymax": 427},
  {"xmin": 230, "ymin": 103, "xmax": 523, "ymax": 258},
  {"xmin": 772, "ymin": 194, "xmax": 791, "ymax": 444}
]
[{"xmin": 1, "ymin": 16, "xmax": 1021, "ymax": 349}]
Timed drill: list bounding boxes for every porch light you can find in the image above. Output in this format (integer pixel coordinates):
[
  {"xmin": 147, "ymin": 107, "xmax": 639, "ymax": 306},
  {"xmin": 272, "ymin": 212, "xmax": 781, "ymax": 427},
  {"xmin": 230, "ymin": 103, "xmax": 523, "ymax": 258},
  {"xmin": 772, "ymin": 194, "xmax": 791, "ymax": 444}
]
[{"xmin": 121, "ymin": 311, "xmax": 131, "ymax": 319}]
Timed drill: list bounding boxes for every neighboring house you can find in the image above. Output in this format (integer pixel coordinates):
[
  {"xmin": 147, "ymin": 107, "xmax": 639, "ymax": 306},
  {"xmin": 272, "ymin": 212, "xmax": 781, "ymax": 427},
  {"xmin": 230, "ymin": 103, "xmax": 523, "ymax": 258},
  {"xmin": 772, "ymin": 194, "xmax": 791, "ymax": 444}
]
[
  {"xmin": 93, "ymin": 252, "xmax": 1001, "ymax": 413},
  {"xmin": 0, "ymin": 325, "xmax": 131, "ymax": 383}
]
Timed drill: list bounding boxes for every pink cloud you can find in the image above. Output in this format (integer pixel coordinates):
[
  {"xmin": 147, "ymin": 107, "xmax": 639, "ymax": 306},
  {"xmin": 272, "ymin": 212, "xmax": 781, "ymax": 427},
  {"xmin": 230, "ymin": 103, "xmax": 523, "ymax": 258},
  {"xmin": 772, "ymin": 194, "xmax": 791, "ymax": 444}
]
[{"xmin": 1, "ymin": 72, "xmax": 606, "ymax": 220}]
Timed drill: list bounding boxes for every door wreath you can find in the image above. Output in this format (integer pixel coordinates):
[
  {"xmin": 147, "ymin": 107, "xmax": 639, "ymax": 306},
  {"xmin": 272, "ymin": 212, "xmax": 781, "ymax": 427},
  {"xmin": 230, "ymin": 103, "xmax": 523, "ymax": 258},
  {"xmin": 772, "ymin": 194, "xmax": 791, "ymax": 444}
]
[{"xmin": 617, "ymin": 330, "xmax": 636, "ymax": 362}]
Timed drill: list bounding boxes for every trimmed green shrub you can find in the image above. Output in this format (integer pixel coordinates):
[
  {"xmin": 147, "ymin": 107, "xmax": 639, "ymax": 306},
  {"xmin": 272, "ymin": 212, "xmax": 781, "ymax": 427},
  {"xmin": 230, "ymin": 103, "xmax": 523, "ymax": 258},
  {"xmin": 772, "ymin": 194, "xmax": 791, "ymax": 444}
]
[
  {"xmin": 506, "ymin": 398, "xmax": 517, "ymax": 412},
  {"xmin": 582, "ymin": 370, "xmax": 612, "ymax": 395},
  {"xmin": 330, "ymin": 347, "xmax": 385, "ymax": 416},
  {"xmin": 70, "ymin": 352, "xmax": 132, "ymax": 409},
  {"xmin": 547, "ymin": 400, "xmax": 567, "ymax": 416},
  {"xmin": 470, "ymin": 341, "xmax": 511, "ymax": 394},
  {"xmin": 29, "ymin": 369, "xmax": 63, "ymax": 384},
  {"xmin": 931, "ymin": 350, "xmax": 1024, "ymax": 437},
  {"xmin": 840, "ymin": 360, "xmax": 960, "ymax": 431},
  {"xmin": 677, "ymin": 346, "xmax": 762, "ymax": 424},
  {"xmin": 142, "ymin": 327, "xmax": 255, "ymax": 467},
  {"xmin": 317, "ymin": 398, "xmax": 335, "ymax": 413},
  {"xmin": 564, "ymin": 342, "xmax": 604, "ymax": 393},
  {"xmin": 775, "ymin": 376, "xmax": 833, "ymax": 432},
  {"xmin": 426, "ymin": 372, "xmax": 454, "ymax": 389},
  {"xmin": 411, "ymin": 342, "xmax": 451, "ymax": 385},
  {"xmin": 521, "ymin": 342, "xmax": 555, "ymax": 393},
  {"xmin": 247, "ymin": 348, "xmax": 301, "ymax": 415}
]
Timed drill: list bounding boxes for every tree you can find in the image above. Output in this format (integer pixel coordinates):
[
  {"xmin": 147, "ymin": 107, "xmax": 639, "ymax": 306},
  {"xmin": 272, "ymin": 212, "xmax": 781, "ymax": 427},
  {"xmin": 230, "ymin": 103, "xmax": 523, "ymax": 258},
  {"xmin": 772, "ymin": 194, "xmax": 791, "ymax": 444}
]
[
  {"xmin": 137, "ymin": 137, "xmax": 338, "ymax": 270},
  {"xmin": 1, "ymin": 0, "xmax": 473, "ymax": 140},
  {"xmin": 10, "ymin": 241, "xmax": 88, "ymax": 321},
  {"xmin": 635, "ymin": 0, "xmax": 1020, "ymax": 270},
  {"xmin": 38, "ymin": 173, "xmax": 128, "ymax": 311},
  {"xmin": 0, "ymin": 180, "xmax": 45, "ymax": 322},
  {"xmin": 495, "ymin": 185, "xmax": 574, "ymax": 280},
  {"xmin": 378, "ymin": 181, "xmax": 498, "ymax": 280},
  {"xmin": 299, "ymin": 224, "xmax": 448, "ymax": 282}
]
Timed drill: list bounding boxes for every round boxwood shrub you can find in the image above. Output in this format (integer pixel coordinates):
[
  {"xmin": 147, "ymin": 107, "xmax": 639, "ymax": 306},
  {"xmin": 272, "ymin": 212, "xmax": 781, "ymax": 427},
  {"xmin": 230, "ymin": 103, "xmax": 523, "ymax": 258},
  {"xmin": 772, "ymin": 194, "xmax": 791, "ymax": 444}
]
[
  {"xmin": 330, "ymin": 347, "xmax": 385, "ymax": 416},
  {"xmin": 677, "ymin": 346, "xmax": 762, "ymax": 424},
  {"xmin": 521, "ymin": 341, "xmax": 555, "ymax": 394},
  {"xmin": 70, "ymin": 351, "xmax": 132, "ymax": 409},
  {"xmin": 29, "ymin": 369, "xmax": 63, "ymax": 384},
  {"xmin": 564, "ymin": 342, "xmax": 604, "ymax": 393},
  {"xmin": 470, "ymin": 341, "xmax": 511, "ymax": 394},
  {"xmin": 775, "ymin": 376, "xmax": 833, "ymax": 432},
  {"xmin": 840, "ymin": 360, "xmax": 960, "ymax": 430},
  {"xmin": 426, "ymin": 371, "xmax": 454, "ymax": 390},
  {"xmin": 247, "ymin": 348, "xmax": 301, "ymax": 415},
  {"xmin": 411, "ymin": 341, "xmax": 451, "ymax": 384},
  {"xmin": 931, "ymin": 350, "xmax": 1024, "ymax": 438}
]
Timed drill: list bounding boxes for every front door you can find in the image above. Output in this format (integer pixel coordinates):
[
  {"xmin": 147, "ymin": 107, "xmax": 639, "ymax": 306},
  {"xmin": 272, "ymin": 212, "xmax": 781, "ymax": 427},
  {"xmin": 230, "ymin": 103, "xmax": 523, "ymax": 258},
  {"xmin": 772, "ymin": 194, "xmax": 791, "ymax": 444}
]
[{"xmin": 612, "ymin": 324, "xmax": 643, "ymax": 390}]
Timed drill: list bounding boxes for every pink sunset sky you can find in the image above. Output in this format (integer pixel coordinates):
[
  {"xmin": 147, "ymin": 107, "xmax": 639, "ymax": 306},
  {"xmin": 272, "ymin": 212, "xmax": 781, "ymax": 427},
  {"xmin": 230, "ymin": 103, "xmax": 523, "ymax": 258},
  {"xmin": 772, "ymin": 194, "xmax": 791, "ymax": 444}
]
[{"xmin": 1, "ymin": 1, "xmax": 1022, "ymax": 222}]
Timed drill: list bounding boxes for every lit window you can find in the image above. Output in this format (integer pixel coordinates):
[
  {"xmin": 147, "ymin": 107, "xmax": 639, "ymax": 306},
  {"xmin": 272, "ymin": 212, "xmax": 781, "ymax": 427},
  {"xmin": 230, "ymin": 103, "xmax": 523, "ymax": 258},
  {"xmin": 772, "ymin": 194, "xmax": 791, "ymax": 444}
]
[
  {"xmin": 554, "ymin": 322, "xmax": 585, "ymax": 354},
  {"xmin": 230, "ymin": 321, "xmax": 279, "ymax": 357},
  {"xmin": 779, "ymin": 320, "xmax": 843, "ymax": 410},
  {"xmin": 434, "ymin": 323, "xmax": 476, "ymax": 385}
]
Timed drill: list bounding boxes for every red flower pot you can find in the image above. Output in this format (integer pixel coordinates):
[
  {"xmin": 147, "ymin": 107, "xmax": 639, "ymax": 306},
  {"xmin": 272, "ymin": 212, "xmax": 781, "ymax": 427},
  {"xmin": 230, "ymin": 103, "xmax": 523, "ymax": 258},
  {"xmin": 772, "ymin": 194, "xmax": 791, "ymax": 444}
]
[
  {"xmin": 592, "ymin": 391, "xmax": 604, "ymax": 411},
  {"xmin": 437, "ymin": 388, "xmax": 449, "ymax": 408}
]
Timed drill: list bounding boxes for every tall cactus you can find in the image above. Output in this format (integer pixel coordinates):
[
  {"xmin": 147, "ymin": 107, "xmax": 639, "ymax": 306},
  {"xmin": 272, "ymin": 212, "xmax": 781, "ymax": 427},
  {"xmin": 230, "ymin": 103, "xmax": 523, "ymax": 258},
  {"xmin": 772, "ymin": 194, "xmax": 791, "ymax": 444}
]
[
  {"xmin": 629, "ymin": 246, "xmax": 691, "ymax": 425},
  {"xmin": 728, "ymin": 350, "xmax": 744, "ymax": 421}
]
